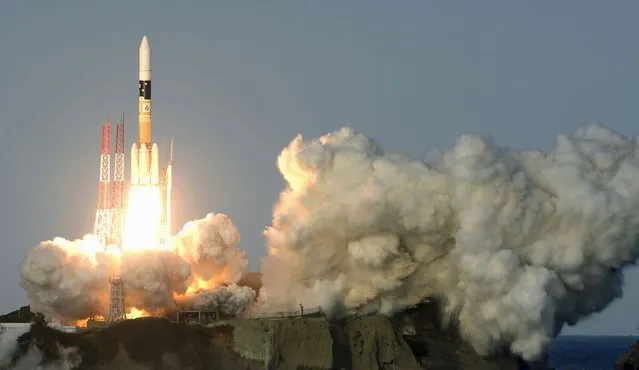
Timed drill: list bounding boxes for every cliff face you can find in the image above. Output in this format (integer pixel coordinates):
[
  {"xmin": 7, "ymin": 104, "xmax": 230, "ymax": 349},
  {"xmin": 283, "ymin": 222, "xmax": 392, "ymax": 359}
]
[
  {"xmin": 5, "ymin": 315, "xmax": 420, "ymax": 370},
  {"xmin": 223, "ymin": 316, "xmax": 334, "ymax": 369},
  {"xmin": 225, "ymin": 314, "xmax": 421, "ymax": 370},
  {"xmin": 344, "ymin": 315, "xmax": 421, "ymax": 370},
  {"xmin": 0, "ymin": 306, "xmax": 35, "ymax": 323},
  {"xmin": 2, "ymin": 304, "xmax": 553, "ymax": 369},
  {"xmin": 399, "ymin": 303, "xmax": 519, "ymax": 370}
]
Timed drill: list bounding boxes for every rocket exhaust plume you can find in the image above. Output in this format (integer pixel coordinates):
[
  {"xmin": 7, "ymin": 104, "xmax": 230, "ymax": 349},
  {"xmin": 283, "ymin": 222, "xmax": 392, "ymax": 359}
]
[
  {"xmin": 258, "ymin": 124, "xmax": 639, "ymax": 360},
  {"xmin": 20, "ymin": 213, "xmax": 255, "ymax": 322}
]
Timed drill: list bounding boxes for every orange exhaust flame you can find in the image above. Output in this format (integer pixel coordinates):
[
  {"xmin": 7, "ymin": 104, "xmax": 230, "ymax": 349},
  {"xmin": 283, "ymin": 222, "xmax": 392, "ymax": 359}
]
[
  {"xmin": 127, "ymin": 307, "xmax": 149, "ymax": 319},
  {"xmin": 185, "ymin": 277, "xmax": 222, "ymax": 295},
  {"xmin": 73, "ymin": 318, "xmax": 89, "ymax": 328}
]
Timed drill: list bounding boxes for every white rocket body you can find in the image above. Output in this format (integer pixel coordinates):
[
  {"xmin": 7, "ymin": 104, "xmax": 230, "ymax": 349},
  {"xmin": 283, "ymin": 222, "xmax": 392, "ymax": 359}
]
[{"xmin": 130, "ymin": 36, "xmax": 160, "ymax": 186}]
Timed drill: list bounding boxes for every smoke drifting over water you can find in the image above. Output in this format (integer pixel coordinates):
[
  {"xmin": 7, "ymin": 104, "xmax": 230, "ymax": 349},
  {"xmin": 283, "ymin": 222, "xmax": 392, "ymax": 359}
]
[
  {"xmin": 259, "ymin": 124, "xmax": 639, "ymax": 360},
  {"xmin": 19, "ymin": 213, "xmax": 252, "ymax": 321}
]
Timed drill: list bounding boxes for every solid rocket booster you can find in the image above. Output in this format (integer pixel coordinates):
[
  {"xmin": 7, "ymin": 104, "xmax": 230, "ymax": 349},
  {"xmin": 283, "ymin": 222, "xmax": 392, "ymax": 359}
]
[
  {"xmin": 166, "ymin": 139, "xmax": 173, "ymax": 237},
  {"xmin": 131, "ymin": 36, "xmax": 159, "ymax": 185}
]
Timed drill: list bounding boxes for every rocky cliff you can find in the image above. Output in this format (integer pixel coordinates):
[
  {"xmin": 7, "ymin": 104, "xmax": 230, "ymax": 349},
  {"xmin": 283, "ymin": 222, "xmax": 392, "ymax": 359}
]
[
  {"xmin": 398, "ymin": 301, "xmax": 535, "ymax": 370},
  {"xmin": 1, "ymin": 303, "xmax": 554, "ymax": 369},
  {"xmin": 4, "ymin": 315, "xmax": 419, "ymax": 369}
]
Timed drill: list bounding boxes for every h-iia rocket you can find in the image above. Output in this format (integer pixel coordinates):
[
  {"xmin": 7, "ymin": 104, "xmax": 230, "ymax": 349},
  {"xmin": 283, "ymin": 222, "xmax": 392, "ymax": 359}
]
[
  {"xmin": 130, "ymin": 36, "xmax": 173, "ymax": 242},
  {"xmin": 131, "ymin": 36, "xmax": 156, "ymax": 186}
]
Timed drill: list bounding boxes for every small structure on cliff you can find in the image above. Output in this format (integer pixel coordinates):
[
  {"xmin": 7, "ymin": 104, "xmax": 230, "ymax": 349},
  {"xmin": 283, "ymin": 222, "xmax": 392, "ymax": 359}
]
[
  {"xmin": 176, "ymin": 309, "xmax": 221, "ymax": 324},
  {"xmin": 85, "ymin": 313, "xmax": 107, "ymax": 329}
]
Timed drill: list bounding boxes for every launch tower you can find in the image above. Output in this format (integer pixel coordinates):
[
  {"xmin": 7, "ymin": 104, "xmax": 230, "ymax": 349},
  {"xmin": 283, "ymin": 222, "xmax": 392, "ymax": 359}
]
[
  {"xmin": 93, "ymin": 117, "xmax": 111, "ymax": 247},
  {"xmin": 93, "ymin": 115, "xmax": 125, "ymax": 248},
  {"xmin": 107, "ymin": 276, "xmax": 126, "ymax": 324},
  {"xmin": 110, "ymin": 115, "xmax": 125, "ymax": 246}
]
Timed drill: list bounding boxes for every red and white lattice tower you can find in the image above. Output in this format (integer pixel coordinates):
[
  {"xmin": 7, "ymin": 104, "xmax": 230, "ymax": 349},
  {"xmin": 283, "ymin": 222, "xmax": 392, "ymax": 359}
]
[
  {"xmin": 94, "ymin": 116, "xmax": 112, "ymax": 248},
  {"xmin": 110, "ymin": 113, "xmax": 125, "ymax": 247}
]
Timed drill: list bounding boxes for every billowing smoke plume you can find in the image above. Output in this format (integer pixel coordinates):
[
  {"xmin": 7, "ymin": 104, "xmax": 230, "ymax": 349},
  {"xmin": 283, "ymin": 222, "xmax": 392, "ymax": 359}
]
[
  {"xmin": 173, "ymin": 213, "xmax": 249, "ymax": 284},
  {"xmin": 19, "ymin": 236, "xmax": 117, "ymax": 319},
  {"xmin": 260, "ymin": 124, "xmax": 639, "ymax": 360},
  {"xmin": 8, "ymin": 344, "xmax": 81, "ymax": 370},
  {"xmin": 0, "ymin": 325, "xmax": 30, "ymax": 368},
  {"xmin": 0, "ymin": 324, "xmax": 81, "ymax": 370},
  {"xmin": 119, "ymin": 250, "xmax": 192, "ymax": 313},
  {"xmin": 172, "ymin": 213, "xmax": 255, "ymax": 315},
  {"xmin": 182, "ymin": 284, "xmax": 256, "ymax": 316},
  {"xmin": 19, "ymin": 213, "xmax": 253, "ymax": 322}
]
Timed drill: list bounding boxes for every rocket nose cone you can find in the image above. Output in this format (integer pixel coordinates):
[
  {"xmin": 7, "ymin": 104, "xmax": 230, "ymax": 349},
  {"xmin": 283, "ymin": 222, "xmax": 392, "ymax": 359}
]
[{"xmin": 140, "ymin": 36, "xmax": 150, "ymax": 49}]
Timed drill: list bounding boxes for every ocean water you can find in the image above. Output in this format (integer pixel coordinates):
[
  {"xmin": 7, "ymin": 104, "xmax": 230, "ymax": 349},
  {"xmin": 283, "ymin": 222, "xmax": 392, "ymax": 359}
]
[{"xmin": 548, "ymin": 335, "xmax": 639, "ymax": 370}]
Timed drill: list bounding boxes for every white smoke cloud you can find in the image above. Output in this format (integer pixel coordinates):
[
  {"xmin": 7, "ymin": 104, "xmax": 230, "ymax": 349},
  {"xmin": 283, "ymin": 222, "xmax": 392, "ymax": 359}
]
[
  {"xmin": 0, "ymin": 325, "xmax": 81, "ymax": 370},
  {"xmin": 19, "ymin": 213, "xmax": 255, "ymax": 322},
  {"xmin": 0, "ymin": 325, "xmax": 30, "ymax": 368},
  {"xmin": 173, "ymin": 213, "xmax": 249, "ymax": 284},
  {"xmin": 19, "ymin": 235, "xmax": 116, "ymax": 321},
  {"xmin": 171, "ymin": 213, "xmax": 253, "ymax": 315},
  {"xmin": 9, "ymin": 344, "xmax": 81, "ymax": 370},
  {"xmin": 259, "ymin": 124, "xmax": 639, "ymax": 360},
  {"xmin": 120, "ymin": 250, "xmax": 192, "ymax": 312},
  {"xmin": 183, "ymin": 284, "xmax": 257, "ymax": 316}
]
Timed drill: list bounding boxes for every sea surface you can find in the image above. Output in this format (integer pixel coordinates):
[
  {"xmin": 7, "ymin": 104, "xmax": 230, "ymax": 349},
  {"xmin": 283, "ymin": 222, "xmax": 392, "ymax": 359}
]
[{"xmin": 548, "ymin": 335, "xmax": 638, "ymax": 370}]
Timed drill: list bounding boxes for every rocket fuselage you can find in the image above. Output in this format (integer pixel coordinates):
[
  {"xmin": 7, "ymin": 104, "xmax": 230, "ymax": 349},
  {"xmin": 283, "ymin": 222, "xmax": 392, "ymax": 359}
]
[
  {"xmin": 131, "ymin": 36, "xmax": 159, "ymax": 186},
  {"xmin": 138, "ymin": 36, "xmax": 152, "ymax": 146},
  {"xmin": 128, "ymin": 35, "xmax": 174, "ymax": 244}
]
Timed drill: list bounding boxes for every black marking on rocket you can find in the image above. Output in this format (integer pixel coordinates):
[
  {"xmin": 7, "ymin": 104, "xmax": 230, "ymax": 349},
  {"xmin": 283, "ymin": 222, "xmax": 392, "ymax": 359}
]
[{"xmin": 139, "ymin": 81, "xmax": 151, "ymax": 99}]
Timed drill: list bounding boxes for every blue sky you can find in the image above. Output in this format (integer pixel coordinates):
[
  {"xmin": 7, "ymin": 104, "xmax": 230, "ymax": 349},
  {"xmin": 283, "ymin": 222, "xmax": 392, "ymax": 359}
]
[{"xmin": 1, "ymin": 1, "xmax": 638, "ymax": 335}]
